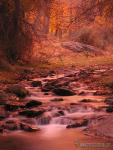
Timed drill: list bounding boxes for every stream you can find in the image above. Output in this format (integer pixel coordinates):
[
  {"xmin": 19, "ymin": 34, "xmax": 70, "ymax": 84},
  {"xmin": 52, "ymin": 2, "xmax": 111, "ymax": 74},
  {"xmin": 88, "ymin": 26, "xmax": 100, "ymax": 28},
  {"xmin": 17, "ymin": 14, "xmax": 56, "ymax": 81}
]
[{"xmin": 0, "ymin": 71, "xmax": 113, "ymax": 150}]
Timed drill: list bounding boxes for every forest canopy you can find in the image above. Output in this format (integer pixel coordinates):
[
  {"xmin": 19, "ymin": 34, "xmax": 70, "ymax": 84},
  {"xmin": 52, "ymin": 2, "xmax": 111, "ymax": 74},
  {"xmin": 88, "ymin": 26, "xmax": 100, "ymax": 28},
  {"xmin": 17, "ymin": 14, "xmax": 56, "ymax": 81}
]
[{"xmin": 0, "ymin": 0, "xmax": 113, "ymax": 63}]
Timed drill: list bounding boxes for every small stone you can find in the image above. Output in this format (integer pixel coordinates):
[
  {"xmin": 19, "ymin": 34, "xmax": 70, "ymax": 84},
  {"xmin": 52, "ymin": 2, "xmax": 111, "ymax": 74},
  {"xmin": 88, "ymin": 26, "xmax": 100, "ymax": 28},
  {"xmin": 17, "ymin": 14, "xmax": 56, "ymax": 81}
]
[
  {"xmin": 3, "ymin": 120, "xmax": 19, "ymax": 131},
  {"xmin": 80, "ymin": 99, "xmax": 96, "ymax": 103},
  {"xmin": 31, "ymin": 81, "xmax": 42, "ymax": 87},
  {"xmin": 58, "ymin": 111, "xmax": 65, "ymax": 116},
  {"xmin": 106, "ymin": 106, "xmax": 113, "ymax": 113},
  {"xmin": 70, "ymin": 103, "xmax": 77, "ymax": 105},
  {"xmin": 25, "ymin": 100, "xmax": 42, "ymax": 108},
  {"xmin": 4, "ymin": 104, "xmax": 19, "ymax": 112},
  {"xmin": 44, "ymin": 92, "xmax": 49, "ymax": 95},
  {"xmin": 79, "ymin": 91, "xmax": 86, "ymax": 95},
  {"xmin": 104, "ymin": 97, "xmax": 113, "ymax": 105},
  {"xmin": 0, "ymin": 116, "xmax": 6, "ymax": 120},
  {"xmin": 20, "ymin": 123, "xmax": 40, "ymax": 132},
  {"xmin": 51, "ymin": 98, "xmax": 64, "ymax": 102},
  {"xmin": 53, "ymin": 88, "xmax": 75, "ymax": 96},
  {"xmin": 66, "ymin": 119, "xmax": 88, "ymax": 128},
  {"xmin": 19, "ymin": 110, "xmax": 45, "ymax": 118}
]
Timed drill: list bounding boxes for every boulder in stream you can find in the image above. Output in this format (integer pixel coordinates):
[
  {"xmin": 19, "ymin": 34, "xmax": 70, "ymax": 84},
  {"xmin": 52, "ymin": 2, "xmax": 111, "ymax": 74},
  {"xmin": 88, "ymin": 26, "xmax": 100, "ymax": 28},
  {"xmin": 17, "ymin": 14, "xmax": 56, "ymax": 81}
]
[
  {"xmin": 3, "ymin": 120, "xmax": 19, "ymax": 131},
  {"xmin": 66, "ymin": 119, "xmax": 88, "ymax": 128},
  {"xmin": 78, "ymin": 91, "xmax": 86, "ymax": 95},
  {"xmin": 25, "ymin": 100, "xmax": 42, "ymax": 108},
  {"xmin": 80, "ymin": 99, "xmax": 97, "ymax": 103},
  {"xmin": 20, "ymin": 123, "xmax": 40, "ymax": 132},
  {"xmin": 93, "ymin": 90, "xmax": 110, "ymax": 96},
  {"xmin": 0, "ymin": 126, "xmax": 3, "ymax": 133},
  {"xmin": 19, "ymin": 110, "xmax": 45, "ymax": 118},
  {"xmin": 56, "ymin": 111, "xmax": 65, "ymax": 116},
  {"xmin": 31, "ymin": 81, "xmax": 42, "ymax": 87},
  {"xmin": 5, "ymin": 104, "xmax": 19, "ymax": 112},
  {"xmin": 53, "ymin": 88, "xmax": 75, "ymax": 96},
  {"xmin": 0, "ymin": 115, "xmax": 6, "ymax": 121},
  {"xmin": 104, "ymin": 97, "xmax": 113, "ymax": 105},
  {"xmin": 6, "ymin": 85, "xmax": 29, "ymax": 98},
  {"xmin": 106, "ymin": 106, "xmax": 113, "ymax": 113}
]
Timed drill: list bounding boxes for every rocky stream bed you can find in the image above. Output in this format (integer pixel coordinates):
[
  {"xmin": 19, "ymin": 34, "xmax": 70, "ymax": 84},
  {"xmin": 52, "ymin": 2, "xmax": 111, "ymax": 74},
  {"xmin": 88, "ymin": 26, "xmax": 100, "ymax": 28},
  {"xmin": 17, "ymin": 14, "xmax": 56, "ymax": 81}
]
[{"xmin": 0, "ymin": 67, "xmax": 113, "ymax": 150}]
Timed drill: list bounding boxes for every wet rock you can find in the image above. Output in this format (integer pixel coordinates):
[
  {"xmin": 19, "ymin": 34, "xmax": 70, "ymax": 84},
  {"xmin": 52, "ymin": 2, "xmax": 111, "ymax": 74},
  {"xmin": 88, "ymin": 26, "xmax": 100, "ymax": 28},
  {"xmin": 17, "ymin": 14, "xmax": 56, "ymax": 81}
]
[
  {"xmin": 70, "ymin": 103, "xmax": 77, "ymax": 105},
  {"xmin": 79, "ymin": 91, "xmax": 86, "ymax": 95},
  {"xmin": 53, "ymin": 88, "xmax": 75, "ymax": 96},
  {"xmin": 3, "ymin": 120, "xmax": 19, "ymax": 131},
  {"xmin": 19, "ymin": 110, "xmax": 45, "ymax": 118},
  {"xmin": 31, "ymin": 81, "xmax": 42, "ymax": 87},
  {"xmin": 66, "ymin": 119, "xmax": 88, "ymax": 128},
  {"xmin": 43, "ymin": 85, "xmax": 55, "ymax": 91},
  {"xmin": 104, "ymin": 97, "xmax": 113, "ymax": 105},
  {"xmin": 0, "ymin": 115, "xmax": 6, "ymax": 120},
  {"xmin": 6, "ymin": 85, "xmax": 29, "ymax": 98},
  {"xmin": 20, "ymin": 123, "xmax": 40, "ymax": 132},
  {"xmin": 25, "ymin": 100, "xmax": 42, "ymax": 108},
  {"xmin": 57, "ymin": 111, "xmax": 65, "ymax": 116},
  {"xmin": 0, "ymin": 127, "xmax": 3, "ymax": 133},
  {"xmin": 42, "ymin": 80, "xmax": 60, "ymax": 92},
  {"xmin": 93, "ymin": 90, "xmax": 109, "ymax": 96},
  {"xmin": 106, "ymin": 106, "xmax": 113, "ymax": 113},
  {"xmin": 66, "ymin": 74, "xmax": 75, "ymax": 78},
  {"xmin": 41, "ymin": 83, "xmax": 55, "ymax": 92},
  {"xmin": 5, "ymin": 104, "xmax": 19, "ymax": 112},
  {"xmin": 44, "ymin": 92, "xmax": 49, "ymax": 95},
  {"xmin": 51, "ymin": 98, "xmax": 64, "ymax": 102},
  {"xmin": 80, "ymin": 99, "xmax": 97, "ymax": 103},
  {"xmin": 41, "ymin": 87, "xmax": 50, "ymax": 92}
]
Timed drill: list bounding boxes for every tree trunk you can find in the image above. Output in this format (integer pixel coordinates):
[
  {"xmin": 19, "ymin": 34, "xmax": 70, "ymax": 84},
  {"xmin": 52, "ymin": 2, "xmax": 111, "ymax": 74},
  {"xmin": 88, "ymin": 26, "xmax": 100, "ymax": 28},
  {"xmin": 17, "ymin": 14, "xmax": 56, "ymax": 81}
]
[
  {"xmin": 13, "ymin": 0, "xmax": 21, "ymax": 34},
  {"xmin": 6, "ymin": 0, "xmax": 21, "ymax": 62}
]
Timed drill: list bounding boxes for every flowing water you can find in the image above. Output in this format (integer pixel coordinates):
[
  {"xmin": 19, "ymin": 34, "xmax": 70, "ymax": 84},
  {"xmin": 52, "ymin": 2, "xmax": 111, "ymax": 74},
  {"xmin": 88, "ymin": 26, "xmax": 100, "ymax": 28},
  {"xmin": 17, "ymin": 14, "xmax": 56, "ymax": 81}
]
[{"xmin": 0, "ymin": 128, "xmax": 112, "ymax": 150}]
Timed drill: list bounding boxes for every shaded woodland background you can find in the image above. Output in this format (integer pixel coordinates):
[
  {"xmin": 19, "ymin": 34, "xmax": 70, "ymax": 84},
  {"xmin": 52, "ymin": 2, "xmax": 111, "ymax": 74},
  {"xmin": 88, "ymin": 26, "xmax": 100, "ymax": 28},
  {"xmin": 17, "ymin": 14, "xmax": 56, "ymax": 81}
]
[{"xmin": 0, "ymin": 0, "xmax": 113, "ymax": 66}]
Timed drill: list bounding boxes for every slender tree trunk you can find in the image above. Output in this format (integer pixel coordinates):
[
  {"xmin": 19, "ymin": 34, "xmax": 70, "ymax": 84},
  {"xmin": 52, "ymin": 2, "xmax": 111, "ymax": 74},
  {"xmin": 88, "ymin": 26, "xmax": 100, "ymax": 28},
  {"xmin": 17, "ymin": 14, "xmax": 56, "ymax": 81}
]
[
  {"xmin": 13, "ymin": 0, "xmax": 21, "ymax": 34},
  {"xmin": 6, "ymin": 0, "xmax": 21, "ymax": 62}
]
